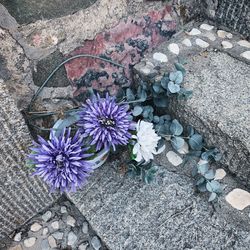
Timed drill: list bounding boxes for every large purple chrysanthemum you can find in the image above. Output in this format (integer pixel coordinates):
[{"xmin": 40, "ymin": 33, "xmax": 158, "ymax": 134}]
[
  {"xmin": 78, "ymin": 93, "xmax": 133, "ymax": 151},
  {"xmin": 28, "ymin": 128, "xmax": 93, "ymax": 192}
]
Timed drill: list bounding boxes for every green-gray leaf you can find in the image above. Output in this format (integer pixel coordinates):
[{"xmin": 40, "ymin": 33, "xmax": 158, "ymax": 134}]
[{"xmin": 170, "ymin": 119, "xmax": 183, "ymax": 136}]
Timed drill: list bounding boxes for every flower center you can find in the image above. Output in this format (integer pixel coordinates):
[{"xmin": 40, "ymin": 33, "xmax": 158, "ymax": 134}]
[
  {"xmin": 99, "ymin": 117, "xmax": 116, "ymax": 127},
  {"xmin": 55, "ymin": 154, "xmax": 66, "ymax": 168}
]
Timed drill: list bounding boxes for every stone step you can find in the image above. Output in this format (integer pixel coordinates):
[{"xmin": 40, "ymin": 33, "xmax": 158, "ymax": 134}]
[
  {"xmin": 133, "ymin": 21, "xmax": 250, "ymax": 187},
  {"xmin": 67, "ymin": 143, "xmax": 250, "ymax": 249}
]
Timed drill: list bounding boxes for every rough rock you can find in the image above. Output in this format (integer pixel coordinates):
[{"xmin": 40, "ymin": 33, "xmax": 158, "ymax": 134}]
[
  {"xmin": 30, "ymin": 222, "xmax": 42, "ymax": 232},
  {"xmin": 0, "ymin": 84, "xmax": 58, "ymax": 240},
  {"xmin": 169, "ymin": 52, "xmax": 250, "ymax": 187},
  {"xmin": 68, "ymin": 158, "xmax": 250, "ymax": 250},
  {"xmin": 24, "ymin": 237, "xmax": 36, "ymax": 248},
  {"xmin": 1, "ymin": 0, "xmax": 98, "ymax": 24}
]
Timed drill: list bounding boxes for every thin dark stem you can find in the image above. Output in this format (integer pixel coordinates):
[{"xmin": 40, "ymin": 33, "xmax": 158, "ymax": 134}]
[{"xmin": 28, "ymin": 54, "xmax": 124, "ymax": 111}]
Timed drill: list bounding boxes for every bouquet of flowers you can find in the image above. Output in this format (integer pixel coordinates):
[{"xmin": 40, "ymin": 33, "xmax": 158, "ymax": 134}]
[{"xmin": 26, "ymin": 55, "xmax": 222, "ymax": 202}]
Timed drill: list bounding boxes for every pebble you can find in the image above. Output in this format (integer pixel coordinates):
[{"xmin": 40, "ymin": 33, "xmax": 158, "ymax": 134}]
[
  {"xmin": 203, "ymin": 32, "xmax": 216, "ymax": 41},
  {"xmin": 79, "ymin": 243, "xmax": 89, "ymax": 250},
  {"xmin": 237, "ymin": 40, "xmax": 250, "ymax": 48},
  {"xmin": 168, "ymin": 43, "xmax": 180, "ymax": 55},
  {"xmin": 68, "ymin": 231, "xmax": 77, "ymax": 246},
  {"xmin": 141, "ymin": 67, "xmax": 152, "ymax": 75},
  {"xmin": 200, "ymin": 23, "xmax": 214, "ymax": 31},
  {"xmin": 182, "ymin": 38, "xmax": 192, "ymax": 47},
  {"xmin": 30, "ymin": 222, "xmax": 42, "ymax": 232},
  {"xmin": 240, "ymin": 51, "xmax": 250, "ymax": 60},
  {"xmin": 24, "ymin": 237, "xmax": 36, "ymax": 248},
  {"xmin": 187, "ymin": 28, "xmax": 201, "ymax": 36},
  {"xmin": 42, "ymin": 211, "xmax": 52, "ymax": 222},
  {"xmin": 195, "ymin": 38, "xmax": 209, "ymax": 48},
  {"xmin": 42, "ymin": 227, "xmax": 49, "ymax": 236},
  {"xmin": 226, "ymin": 188, "xmax": 250, "ymax": 210},
  {"xmin": 48, "ymin": 235, "xmax": 57, "ymax": 248},
  {"xmin": 51, "ymin": 221, "xmax": 59, "ymax": 230},
  {"xmin": 67, "ymin": 215, "xmax": 76, "ymax": 227},
  {"xmin": 82, "ymin": 221, "xmax": 89, "ymax": 234},
  {"xmin": 52, "ymin": 232, "xmax": 64, "ymax": 240},
  {"xmin": 60, "ymin": 206, "xmax": 67, "ymax": 213},
  {"xmin": 166, "ymin": 151, "xmax": 183, "ymax": 166},
  {"xmin": 217, "ymin": 30, "xmax": 233, "ymax": 39},
  {"xmin": 214, "ymin": 168, "xmax": 227, "ymax": 180},
  {"xmin": 221, "ymin": 41, "xmax": 233, "ymax": 49},
  {"xmin": 41, "ymin": 239, "xmax": 50, "ymax": 250},
  {"xmin": 153, "ymin": 52, "xmax": 168, "ymax": 63},
  {"xmin": 14, "ymin": 232, "xmax": 22, "ymax": 242},
  {"xmin": 91, "ymin": 236, "xmax": 102, "ymax": 250}
]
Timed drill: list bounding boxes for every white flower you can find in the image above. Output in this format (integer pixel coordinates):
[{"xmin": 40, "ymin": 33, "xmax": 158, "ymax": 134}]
[{"xmin": 132, "ymin": 120, "xmax": 161, "ymax": 162}]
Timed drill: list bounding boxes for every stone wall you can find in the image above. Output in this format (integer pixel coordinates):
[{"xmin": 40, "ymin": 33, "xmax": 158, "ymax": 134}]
[{"xmin": 203, "ymin": 0, "xmax": 250, "ymax": 38}]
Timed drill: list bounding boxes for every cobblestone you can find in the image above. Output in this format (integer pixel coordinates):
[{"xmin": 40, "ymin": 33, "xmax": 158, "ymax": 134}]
[{"xmin": 7, "ymin": 198, "xmax": 107, "ymax": 250}]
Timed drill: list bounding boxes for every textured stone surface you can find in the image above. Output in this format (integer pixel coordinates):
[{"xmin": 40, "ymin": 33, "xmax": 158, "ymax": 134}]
[
  {"xmin": 0, "ymin": 84, "xmax": 59, "ymax": 240},
  {"xmin": 203, "ymin": 0, "xmax": 250, "ymax": 38},
  {"xmin": 68, "ymin": 157, "xmax": 250, "ymax": 250},
  {"xmin": 169, "ymin": 52, "xmax": 250, "ymax": 187},
  {"xmin": 1, "ymin": 0, "xmax": 97, "ymax": 24}
]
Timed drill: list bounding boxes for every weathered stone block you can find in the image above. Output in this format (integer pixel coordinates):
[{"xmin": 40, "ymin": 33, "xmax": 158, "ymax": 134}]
[
  {"xmin": 0, "ymin": 85, "xmax": 59, "ymax": 240},
  {"xmin": 1, "ymin": 0, "xmax": 98, "ymax": 24}
]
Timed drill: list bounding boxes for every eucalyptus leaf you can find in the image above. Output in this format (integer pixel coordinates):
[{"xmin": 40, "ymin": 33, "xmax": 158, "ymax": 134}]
[
  {"xmin": 206, "ymin": 180, "xmax": 221, "ymax": 193},
  {"xmin": 198, "ymin": 163, "xmax": 209, "ymax": 175},
  {"xmin": 153, "ymin": 116, "xmax": 160, "ymax": 123},
  {"xmin": 170, "ymin": 119, "xmax": 183, "ymax": 136},
  {"xmin": 133, "ymin": 106, "xmax": 143, "ymax": 116},
  {"xmin": 197, "ymin": 183, "xmax": 207, "ymax": 192},
  {"xmin": 126, "ymin": 88, "xmax": 135, "ymax": 101},
  {"xmin": 171, "ymin": 136, "xmax": 185, "ymax": 150},
  {"xmin": 160, "ymin": 76, "xmax": 169, "ymax": 90},
  {"xmin": 208, "ymin": 192, "xmax": 217, "ymax": 202},
  {"xmin": 174, "ymin": 62, "xmax": 186, "ymax": 76},
  {"xmin": 189, "ymin": 134, "xmax": 203, "ymax": 151},
  {"xmin": 204, "ymin": 169, "xmax": 215, "ymax": 180},
  {"xmin": 169, "ymin": 71, "xmax": 183, "ymax": 84},
  {"xmin": 196, "ymin": 177, "xmax": 205, "ymax": 186},
  {"xmin": 168, "ymin": 81, "xmax": 180, "ymax": 93}
]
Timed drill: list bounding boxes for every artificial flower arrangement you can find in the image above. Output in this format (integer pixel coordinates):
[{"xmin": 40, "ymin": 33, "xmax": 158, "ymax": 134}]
[{"xmin": 26, "ymin": 55, "xmax": 222, "ymax": 202}]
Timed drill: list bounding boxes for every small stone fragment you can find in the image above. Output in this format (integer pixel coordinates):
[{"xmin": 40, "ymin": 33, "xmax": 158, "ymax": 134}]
[
  {"xmin": 82, "ymin": 222, "xmax": 89, "ymax": 234},
  {"xmin": 182, "ymin": 38, "xmax": 192, "ymax": 47},
  {"xmin": 42, "ymin": 211, "xmax": 52, "ymax": 222},
  {"xmin": 237, "ymin": 40, "xmax": 250, "ymax": 48},
  {"xmin": 41, "ymin": 239, "xmax": 50, "ymax": 250},
  {"xmin": 226, "ymin": 188, "xmax": 250, "ymax": 210},
  {"xmin": 9, "ymin": 245, "xmax": 22, "ymax": 250},
  {"xmin": 140, "ymin": 67, "xmax": 152, "ymax": 75},
  {"xmin": 30, "ymin": 222, "xmax": 42, "ymax": 232},
  {"xmin": 200, "ymin": 23, "xmax": 214, "ymax": 31},
  {"xmin": 221, "ymin": 41, "xmax": 233, "ymax": 49},
  {"xmin": 68, "ymin": 231, "xmax": 77, "ymax": 246},
  {"xmin": 42, "ymin": 227, "xmax": 49, "ymax": 236},
  {"xmin": 177, "ymin": 142, "xmax": 189, "ymax": 155},
  {"xmin": 214, "ymin": 168, "xmax": 227, "ymax": 180},
  {"xmin": 52, "ymin": 232, "xmax": 64, "ymax": 240},
  {"xmin": 79, "ymin": 243, "xmax": 88, "ymax": 250},
  {"xmin": 66, "ymin": 215, "xmax": 76, "ymax": 227},
  {"xmin": 166, "ymin": 151, "xmax": 183, "ymax": 166},
  {"xmin": 168, "ymin": 43, "xmax": 180, "ymax": 55},
  {"xmin": 91, "ymin": 236, "xmax": 102, "ymax": 250},
  {"xmin": 48, "ymin": 235, "xmax": 57, "ymax": 248},
  {"xmin": 203, "ymin": 32, "xmax": 216, "ymax": 41},
  {"xmin": 14, "ymin": 232, "xmax": 22, "ymax": 242},
  {"xmin": 60, "ymin": 206, "xmax": 67, "ymax": 213},
  {"xmin": 24, "ymin": 237, "xmax": 36, "ymax": 248},
  {"xmin": 153, "ymin": 52, "xmax": 168, "ymax": 63},
  {"xmin": 240, "ymin": 51, "xmax": 250, "ymax": 60},
  {"xmin": 187, "ymin": 28, "xmax": 201, "ymax": 36},
  {"xmin": 195, "ymin": 38, "xmax": 209, "ymax": 48},
  {"xmin": 51, "ymin": 221, "xmax": 59, "ymax": 230},
  {"xmin": 217, "ymin": 30, "xmax": 232, "ymax": 39}
]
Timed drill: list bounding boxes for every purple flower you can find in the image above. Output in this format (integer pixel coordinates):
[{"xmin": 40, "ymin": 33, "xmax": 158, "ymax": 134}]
[
  {"xmin": 78, "ymin": 93, "xmax": 133, "ymax": 151},
  {"xmin": 28, "ymin": 128, "xmax": 93, "ymax": 192}
]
